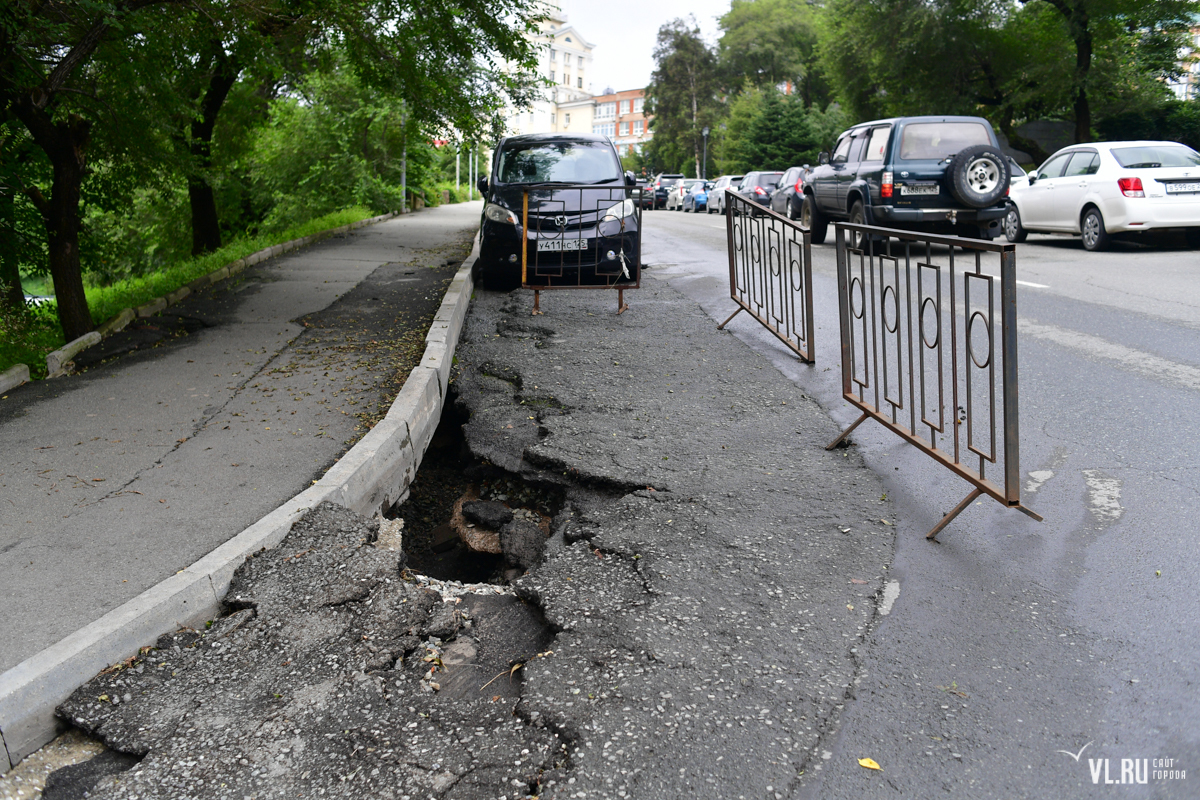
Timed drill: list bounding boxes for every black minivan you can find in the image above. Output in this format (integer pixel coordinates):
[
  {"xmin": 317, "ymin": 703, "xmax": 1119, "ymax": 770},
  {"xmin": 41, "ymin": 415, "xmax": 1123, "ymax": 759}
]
[
  {"xmin": 802, "ymin": 116, "xmax": 1011, "ymax": 244},
  {"xmin": 476, "ymin": 134, "xmax": 639, "ymax": 290}
]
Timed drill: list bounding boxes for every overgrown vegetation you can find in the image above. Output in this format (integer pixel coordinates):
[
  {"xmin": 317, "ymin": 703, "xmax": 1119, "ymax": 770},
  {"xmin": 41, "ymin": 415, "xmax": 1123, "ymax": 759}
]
[
  {"xmin": 642, "ymin": 0, "xmax": 1198, "ymax": 177},
  {"xmin": 1, "ymin": 0, "xmax": 541, "ymax": 371}
]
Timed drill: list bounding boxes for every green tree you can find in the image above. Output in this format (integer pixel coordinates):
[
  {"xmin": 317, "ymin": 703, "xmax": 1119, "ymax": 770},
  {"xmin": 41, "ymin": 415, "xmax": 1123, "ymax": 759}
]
[
  {"xmin": 718, "ymin": 0, "xmax": 829, "ymax": 108},
  {"xmin": 1, "ymin": 0, "xmax": 546, "ymax": 342},
  {"xmin": 645, "ymin": 18, "xmax": 723, "ymax": 178}
]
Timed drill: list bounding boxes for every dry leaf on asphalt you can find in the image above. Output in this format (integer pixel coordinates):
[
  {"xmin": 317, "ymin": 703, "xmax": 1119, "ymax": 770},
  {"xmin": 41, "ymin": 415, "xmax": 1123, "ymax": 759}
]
[{"xmin": 858, "ymin": 757, "xmax": 882, "ymax": 771}]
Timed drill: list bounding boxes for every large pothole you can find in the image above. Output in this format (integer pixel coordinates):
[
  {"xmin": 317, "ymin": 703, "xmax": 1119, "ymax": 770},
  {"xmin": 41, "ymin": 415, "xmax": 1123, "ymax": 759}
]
[{"xmin": 390, "ymin": 388, "xmax": 565, "ymax": 584}]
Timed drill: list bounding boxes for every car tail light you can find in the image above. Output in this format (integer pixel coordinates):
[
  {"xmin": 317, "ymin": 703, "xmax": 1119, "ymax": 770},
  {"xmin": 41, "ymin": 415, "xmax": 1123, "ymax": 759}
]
[
  {"xmin": 881, "ymin": 171, "xmax": 893, "ymax": 199},
  {"xmin": 1118, "ymin": 177, "xmax": 1144, "ymax": 197},
  {"xmin": 794, "ymin": 177, "xmax": 804, "ymax": 193},
  {"xmin": 753, "ymin": 186, "xmax": 767, "ymax": 196}
]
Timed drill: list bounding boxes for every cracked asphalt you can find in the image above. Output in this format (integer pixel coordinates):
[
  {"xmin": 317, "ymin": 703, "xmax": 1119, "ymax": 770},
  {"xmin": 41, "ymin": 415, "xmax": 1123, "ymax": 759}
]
[
  {"xmin": 0, "ymin": 205, "xmax": 478, "ymax": 675},
  {"xmin": 49, "ymin": 277, "xmax": 899, "ymax": 798}
]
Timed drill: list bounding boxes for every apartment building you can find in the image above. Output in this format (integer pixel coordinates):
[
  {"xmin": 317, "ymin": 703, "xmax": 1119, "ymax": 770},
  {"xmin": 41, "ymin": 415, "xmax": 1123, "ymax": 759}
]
[
  {"xmin": 503, "ymin": 9, "xmax": 596, "ymax": 136},
  {"xmin": 591, "ymin": 88, "xmax": 652, "ymax": 156}
]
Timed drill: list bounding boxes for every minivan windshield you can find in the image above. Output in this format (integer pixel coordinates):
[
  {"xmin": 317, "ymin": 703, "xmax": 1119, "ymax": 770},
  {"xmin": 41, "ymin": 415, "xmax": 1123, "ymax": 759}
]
[
  {"xmin": 898, "ymin": 122, "xmax": 991, "ymax": 160},
  {"xmin": 1110, "ymin": 145, "xmax": 1200, "ymax": 169},
  {"xmin": 497, "ymin": 142, "xmax": 622, "ymax": 184}
]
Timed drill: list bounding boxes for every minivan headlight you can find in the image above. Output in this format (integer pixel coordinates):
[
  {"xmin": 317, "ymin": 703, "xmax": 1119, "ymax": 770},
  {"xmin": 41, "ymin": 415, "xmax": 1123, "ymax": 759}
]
[
  {"xmin": 485, "ymin": 203, "xmax": 520, "ymax": 225},
  {"xmin": 602, "ymin": 199, "xmax": 635, "ymax": 220}
]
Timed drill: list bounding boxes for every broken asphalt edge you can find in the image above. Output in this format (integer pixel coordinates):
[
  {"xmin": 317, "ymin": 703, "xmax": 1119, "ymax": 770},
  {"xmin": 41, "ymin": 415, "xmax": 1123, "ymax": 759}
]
[{"xmin": 0, "ymin": 231, "xmax": 481, "ymax": 775}]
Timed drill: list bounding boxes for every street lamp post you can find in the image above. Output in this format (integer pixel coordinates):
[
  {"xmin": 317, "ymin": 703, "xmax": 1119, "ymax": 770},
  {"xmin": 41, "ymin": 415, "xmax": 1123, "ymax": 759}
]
[{"xmin": 702, "ymin": 126, "xmax": 710, "ymax": 180}]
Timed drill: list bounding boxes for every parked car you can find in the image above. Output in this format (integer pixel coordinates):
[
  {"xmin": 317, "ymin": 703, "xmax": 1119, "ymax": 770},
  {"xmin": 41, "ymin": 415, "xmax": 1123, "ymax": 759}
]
[
  {"xmin": 634, "ymin": 178, "xmax": 654, "ymax": 210},
  {"xmin": 802, "ymin": 115, "xmax": 1011, "ymax": 245},
  {"xmin": 707, "ymin": 174, "xmax": 744, "ymax": 215},
  {"xmin": 682, "ymin": 180, "xmax": 714, "ymax": 212},
  {"xmin": 667, "ymin": 179, "xmax": 703, "ymax": 211},
  {"xmin": 650, "ymin": 172, "xmax": 685, "ymax": 209},
  {"xmin": 769, "ymin": 165, "xmax": 812, "ymax": 220},
  {"xmin": 1004, "ymin": 141, "xmax": 1200, "ymax": 250},
  {"xmin": 476, "ymin": 133, "xmax": 638, "ymax": 290},
  {"xmin": 731, "ymin": 171, "xmax": 784, "ymax": 212}
]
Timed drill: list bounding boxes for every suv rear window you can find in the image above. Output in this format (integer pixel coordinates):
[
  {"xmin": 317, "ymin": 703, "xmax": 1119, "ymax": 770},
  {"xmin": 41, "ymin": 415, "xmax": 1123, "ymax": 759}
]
[
  {"xmin": 1110, "ymin": 145, "xmax": 1200, "ymax": 169},
  {"xmin": 898, "ymin": 122, "xmax": 991, "ymax": 160},
  {"xmin": 498, "ymin": 142, "xmax": 621, "ymax": 183}
]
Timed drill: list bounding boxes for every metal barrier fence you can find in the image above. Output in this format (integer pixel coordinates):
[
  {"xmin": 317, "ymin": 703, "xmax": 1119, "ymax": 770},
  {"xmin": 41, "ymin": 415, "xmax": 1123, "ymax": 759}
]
[
  {"xmin": 520, "ymin": 185, "xmax": 641, "ymax": 315},
  {"xmin": 827, "ymin": 223, "xmax": 1042, "ymax": 539},
  {"xmin": 719, "ymin": 191, "xmax": 816, "ymax": 362}
]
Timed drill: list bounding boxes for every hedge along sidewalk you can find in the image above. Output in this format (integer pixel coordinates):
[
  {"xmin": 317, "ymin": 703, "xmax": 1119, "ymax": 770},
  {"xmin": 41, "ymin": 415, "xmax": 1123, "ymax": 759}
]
[
  {"xmin": 0, "ymin": 235, "xmax": 480, "ymax": 774},
  {"xmin": 41, "ymin": 212, "xmax": 396, "ymax": 379}
]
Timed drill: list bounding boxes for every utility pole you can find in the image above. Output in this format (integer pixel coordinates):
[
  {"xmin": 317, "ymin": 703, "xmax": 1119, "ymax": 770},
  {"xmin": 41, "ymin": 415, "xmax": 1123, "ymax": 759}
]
[
  {"xmin": 456, "ymin": 150, "xmax": 460, "ymax": 190},
  {"xmin": 702, "ymin": 127, "xmax": 710, "ymax": 180}
]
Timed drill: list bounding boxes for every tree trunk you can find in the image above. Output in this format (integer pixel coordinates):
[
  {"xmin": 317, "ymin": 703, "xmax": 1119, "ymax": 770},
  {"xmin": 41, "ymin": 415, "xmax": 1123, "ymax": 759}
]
[
  {"xmin": 0, "ymin": 188, "xmax": 26, "ymax": 314},
  {"xmin": 188, "ymin": 51, "xmax": 238, "ymax": 255},
  {"xmin": 1032, "ymin": 0, "xmax": 1092, "ymax": 143},
  {"xmin": 14, "ymin": 99, "xmax": 94, "ymax": 341}
]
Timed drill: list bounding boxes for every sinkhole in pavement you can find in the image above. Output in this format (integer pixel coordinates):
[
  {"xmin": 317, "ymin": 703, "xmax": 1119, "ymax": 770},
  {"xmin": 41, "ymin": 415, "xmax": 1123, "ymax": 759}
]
[{"xmin": 388, "ymin": 387, "xmax": 565, "ymax": 585}]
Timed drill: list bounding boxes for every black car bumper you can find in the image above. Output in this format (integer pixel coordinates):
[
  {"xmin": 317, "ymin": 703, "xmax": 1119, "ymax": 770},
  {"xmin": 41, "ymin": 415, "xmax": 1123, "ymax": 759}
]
[
  {"xmin": 871, "ymin": 205, "xmax": 1007, "ymax": 225},
  {"xmin": 479, "ymin": 219, "xmax": 640, "ymax": 286}
]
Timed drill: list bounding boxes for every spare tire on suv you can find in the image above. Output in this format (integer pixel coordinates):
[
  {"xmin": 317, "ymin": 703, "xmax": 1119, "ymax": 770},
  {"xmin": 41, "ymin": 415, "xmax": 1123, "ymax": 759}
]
[{"xmin": 946, "ymin": 144, "xmax": 1009, "ymax": 209}]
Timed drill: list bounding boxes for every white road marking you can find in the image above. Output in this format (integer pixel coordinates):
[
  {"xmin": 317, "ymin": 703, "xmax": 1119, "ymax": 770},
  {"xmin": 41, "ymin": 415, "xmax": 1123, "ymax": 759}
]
[
  {"xmin": 1082, "ymin": 470, "xmax": 1123, "ymax": 522},
  {"xmin": 1025, "ymin": 470, "xmax": 1054, "ymax": 494},
  {"xmin": 878, "ymin": 580, "xmax": 901, "ymax": 616},
  {"xmin": 1020, "ymin": 319, "xmax": 1200, "ymax": 392},
  {"xmin": 1016, "ymin": 280, "xmax": 1049, "ymax": 288}
]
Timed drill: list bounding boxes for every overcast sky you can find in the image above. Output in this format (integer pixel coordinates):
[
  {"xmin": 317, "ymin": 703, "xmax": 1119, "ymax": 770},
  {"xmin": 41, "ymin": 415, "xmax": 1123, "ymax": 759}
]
[{"xmin": 555, "ymin": 0, "xmax": 733, "ymax": 94}]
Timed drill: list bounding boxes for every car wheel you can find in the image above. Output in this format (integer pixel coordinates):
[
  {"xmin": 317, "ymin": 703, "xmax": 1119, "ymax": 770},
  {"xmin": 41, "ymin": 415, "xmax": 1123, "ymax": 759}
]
[
  {"xmin": 849, "ymin": 201, "xmax": 870, "ymax": 250},
  {"xmin": 801, "ymin": 194, "xmax": 827, "ymax": 244},
  {"xmin": 1003, "ymin": 203, "xmax": 1028, "ymax": 243},
  {"xmin": 947, "ymin": 145, "xmax": 1010, "ymax": 209},
  {"xmin": 1081, "ymin": 207, "xmax": 1110, "ymax": 251}
]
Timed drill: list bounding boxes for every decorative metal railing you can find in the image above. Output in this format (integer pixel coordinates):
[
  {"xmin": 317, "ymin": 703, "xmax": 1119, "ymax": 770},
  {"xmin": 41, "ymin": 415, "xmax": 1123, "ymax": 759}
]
[
  {"xmin": 520, "ymin": 185, "xmax": 641, "ymax": 315},
  {"xmin": 719, "ymin": 191, "xmax": 815, "ymax": 362},
  {"xmin": 827, "ymin": 223, "xmax": 1042, "ymax": 539}
]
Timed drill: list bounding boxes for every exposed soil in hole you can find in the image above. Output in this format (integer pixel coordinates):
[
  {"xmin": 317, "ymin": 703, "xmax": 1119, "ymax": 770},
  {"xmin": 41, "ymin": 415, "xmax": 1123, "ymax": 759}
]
[{"xmin": 392, "ymin": 389, "xmax": 564, "ymax": 583}]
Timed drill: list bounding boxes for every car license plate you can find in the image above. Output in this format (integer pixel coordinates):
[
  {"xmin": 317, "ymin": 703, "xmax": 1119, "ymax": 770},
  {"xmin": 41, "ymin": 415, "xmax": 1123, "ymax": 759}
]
[
  {"xmin": 900, "ymin": 184, "xmax": 939, "ymax": 196},
  {"xmin": 537, "ymin": 238, "xmax": 589, "ymax": 252},
  {"xmin": 1165, "ymin": 182, "xmax": 1200, "ymax": 194}
]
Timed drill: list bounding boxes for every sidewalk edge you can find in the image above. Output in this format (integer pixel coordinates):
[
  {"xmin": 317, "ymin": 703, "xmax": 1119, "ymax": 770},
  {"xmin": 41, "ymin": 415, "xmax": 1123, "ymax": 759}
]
[{"xmin": 0, "ymin": 234, "xmax": 479, "ymax": 773}]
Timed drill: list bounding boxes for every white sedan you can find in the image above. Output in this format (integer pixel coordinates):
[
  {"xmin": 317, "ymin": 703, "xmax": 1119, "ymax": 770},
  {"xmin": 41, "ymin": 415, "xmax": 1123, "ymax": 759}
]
[{"xmin": 1003, "ymin": 140, "xmax": 1200, "ymax": 250}]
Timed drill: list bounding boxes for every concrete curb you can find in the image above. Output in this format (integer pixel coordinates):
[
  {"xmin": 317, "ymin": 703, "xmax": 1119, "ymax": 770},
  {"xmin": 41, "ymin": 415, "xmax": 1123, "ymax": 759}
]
[
  {"xmin": 0, "ymin": 234, "xmax": 480, "ymax": 773},
  {"xmin": 35, "ymin": 212, "xmax": 397, "ymax": 381},
  {"xmin": 0, "ymin": 365, "xmax": 30, "ymax": 395},
  {"xmin": 45, "ymin": 332, "xmax": 102, "ymax": 378}
]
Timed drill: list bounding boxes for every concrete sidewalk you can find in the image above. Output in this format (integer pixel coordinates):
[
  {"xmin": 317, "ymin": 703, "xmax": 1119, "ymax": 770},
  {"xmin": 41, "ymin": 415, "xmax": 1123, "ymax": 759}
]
[{"xmin": 0, "ymin": 203, "xmax": 481, "ymax": 677}]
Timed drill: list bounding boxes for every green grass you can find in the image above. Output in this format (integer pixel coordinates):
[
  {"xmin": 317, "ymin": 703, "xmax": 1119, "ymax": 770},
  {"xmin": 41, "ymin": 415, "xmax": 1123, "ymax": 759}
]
[{"xmin": 0, "ymin": 206, "xmax": 378, "ymax": 381}]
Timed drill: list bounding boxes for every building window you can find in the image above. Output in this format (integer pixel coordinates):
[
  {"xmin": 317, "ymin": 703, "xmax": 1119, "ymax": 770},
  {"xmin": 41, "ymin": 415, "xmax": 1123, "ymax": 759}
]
[
  {"xmin": 591, "ymin": 122, "xmax": 614, "ymax": 137},
  {"xmin": 596, "ymin": 102, "xmax": 615, "ymax": 119},
  {"xmin": 529, "ymin": 111, "xmax": 534, "ymax": 123},
  {"xmin": 620, "ymin": 100, "xmax": 630, "ymax": 114},
  {"xmin": 633, "ymin": 97, "xmax": 644, "ymax": 113},
  {"xmin": 577, "ymin": 77, "xmax": 582, "ymax": 88},
  {"xmin": 634, "ymin": 120, "xmax": 643, "ymax": 135},
  {"xmin": 578, "ymin": 55, "xmax": 584, "ymax": 67},
  {"xmin": 550, "ymin": 71, "xmax": 555, "ymax": 82},
  {"xmin": 550, "ymin": 113, "xmax": 556, "ymax": 124},
  {"xmin": 565, "ymin": 113, "xmax": 571, "ymax": 125},
  {"xmin": 550, "ymin": 48, "xmax": 556, "ymax": 61},
  {"xmin": 619, "ymin": 122, "xmax": 628, "ymax": 136}
]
